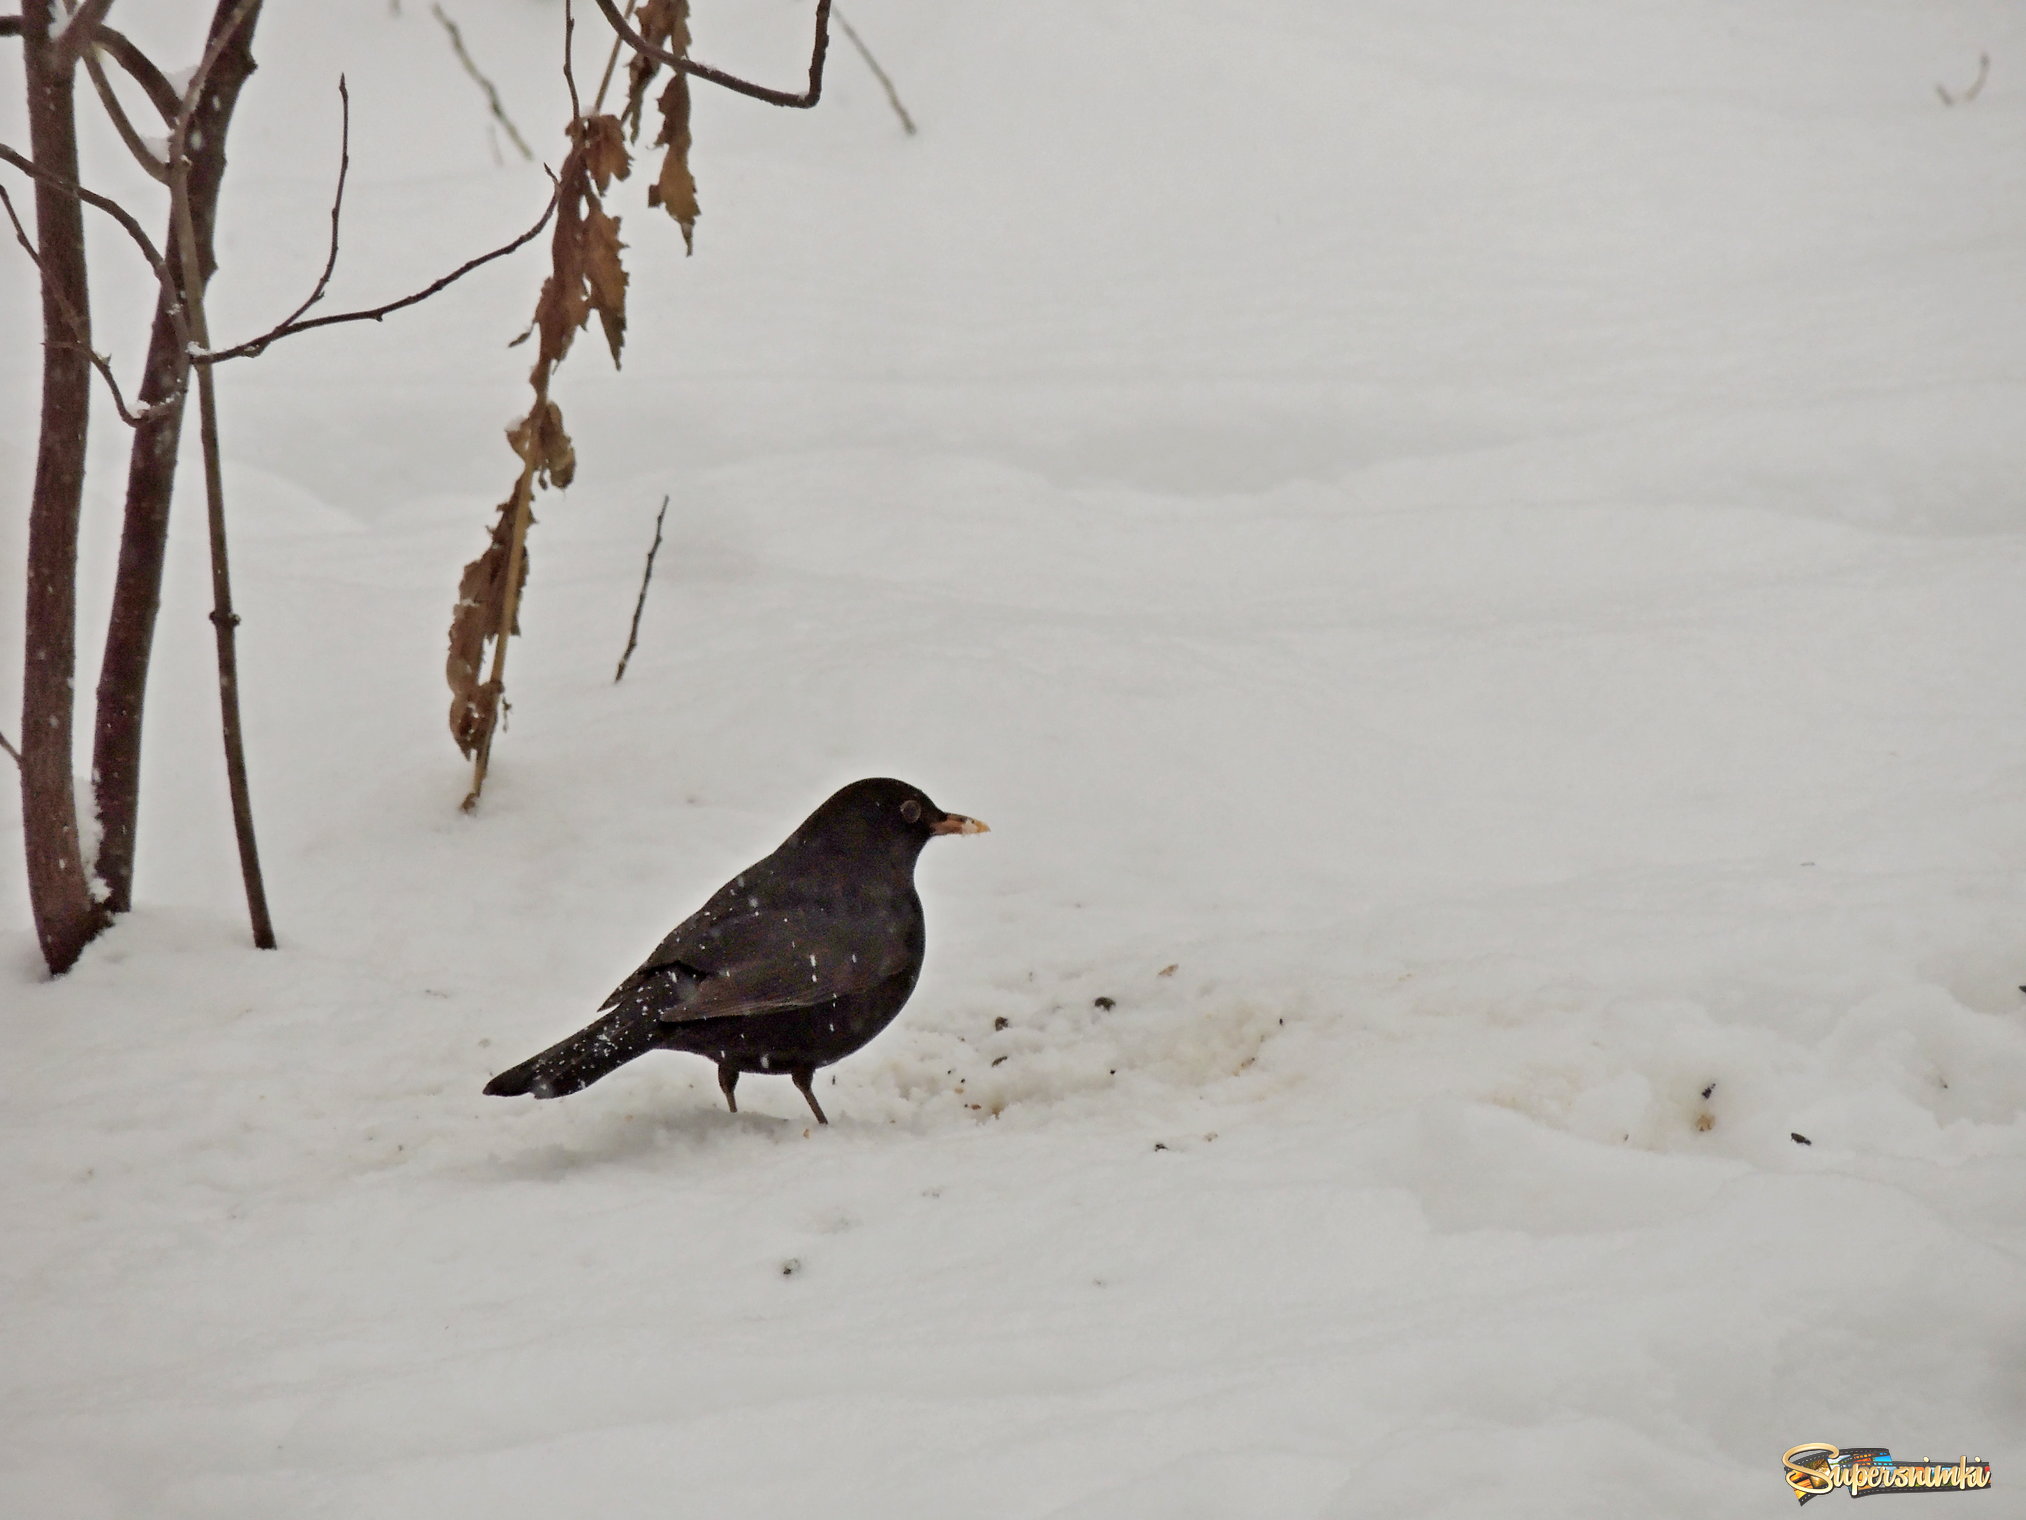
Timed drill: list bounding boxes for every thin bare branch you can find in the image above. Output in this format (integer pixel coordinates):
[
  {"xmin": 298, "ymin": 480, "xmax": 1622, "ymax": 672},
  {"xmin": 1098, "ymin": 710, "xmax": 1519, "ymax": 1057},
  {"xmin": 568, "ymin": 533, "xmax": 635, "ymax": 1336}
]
[
  {"xmin": 0, "ymin": 729, "xmax": 20, "ymax": 766},
  {"xmin": 588, "ymin": 0, "xmax": 635, "ymax": 114},
  {"xmin": 562, "ymin": 0, "xmax": 582, "ymax": 123},
  {"xmin": 614, "ymin": 494, "xmax": 668, "ymax": 682},
  {"xmin": 0, "ymin": 174, "xmax": 177, "ymax": 425},
  {"xmin": 833, "ymin": 8, "xmax": 914, "ymax": 135},
  {"xmin": 432, "ymin": 3, "xmax": 533, "ymax": 160},
  {"xmin": 91, "ymin": 23, "xmax": 177, "ymax": 119},
  {"xmin": 201, "ymin": 177, "xmax": 559, "ymax": 362},
  {"xmin": 0, "ymin": 18, "xmax": 24, "ymax": 38},
  {"xmin": 82, "ymin": 42, "xmax": 169, "ymax": 181},
  {"xmin": 589, "ymin": 0, "xmax": 832, "ymax": 109},
  {"xmin": 0, "ymin": 140, "xmax": 173, "ymax": 291},
  {"xmin": 251, "ymin": 75, "xmax": 351, "ymax": 339},
  {"xmin": 0, "ymin": 137, "xmax": 184, "ymax": 420}
]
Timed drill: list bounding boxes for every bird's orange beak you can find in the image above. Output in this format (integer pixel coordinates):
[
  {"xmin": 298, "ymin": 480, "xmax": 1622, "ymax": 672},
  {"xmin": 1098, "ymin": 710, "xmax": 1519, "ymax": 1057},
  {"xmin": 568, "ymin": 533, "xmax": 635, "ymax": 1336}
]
[{"xmin": 932, "ymin": 812, "xmax": 989, "ymax": 835}]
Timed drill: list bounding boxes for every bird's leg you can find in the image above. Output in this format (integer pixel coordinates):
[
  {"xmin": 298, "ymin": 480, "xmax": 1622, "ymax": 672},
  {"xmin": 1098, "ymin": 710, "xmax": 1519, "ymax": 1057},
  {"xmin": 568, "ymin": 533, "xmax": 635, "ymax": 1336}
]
[
  {"xmin": 791, "ymin": 1067, "xmax": 829, "ymax": 1126},
  {"xmin": 717, "ymin": 1064, "xmax": 740, "ymax": 1114}
]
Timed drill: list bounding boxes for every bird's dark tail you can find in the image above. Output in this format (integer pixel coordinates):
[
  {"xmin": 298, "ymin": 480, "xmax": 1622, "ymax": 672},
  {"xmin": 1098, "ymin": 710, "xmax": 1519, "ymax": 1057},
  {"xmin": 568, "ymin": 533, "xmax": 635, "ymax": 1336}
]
[{"xmin": 483, "ymin": 1008, "xmax": 662, "ymax": 1099}]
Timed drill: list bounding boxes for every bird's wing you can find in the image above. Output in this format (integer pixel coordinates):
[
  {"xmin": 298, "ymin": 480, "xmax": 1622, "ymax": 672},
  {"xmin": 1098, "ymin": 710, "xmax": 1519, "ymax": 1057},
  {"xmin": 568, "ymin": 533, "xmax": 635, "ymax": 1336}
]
[{"xmin": 603, "ymin": 883, "xmax": 914, "ymax": 1022}]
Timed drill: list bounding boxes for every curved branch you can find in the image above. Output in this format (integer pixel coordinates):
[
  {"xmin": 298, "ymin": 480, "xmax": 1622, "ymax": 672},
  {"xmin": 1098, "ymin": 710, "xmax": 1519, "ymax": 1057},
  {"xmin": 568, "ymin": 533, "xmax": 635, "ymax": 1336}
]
[
  {"xmin": 0, "ymin": 140, "xmax": 173, "ymax": 291},
  {"xmin": 0, "ymin": 181, "xmax": 172, "ymax": 426},
  {"xmin": 253, "ymin": 75, "xmax": 349, "ymax": 338},
  {"xmin": 83, "ymin": 43, "xmax": 170, "ymax": 182},
  {"xmin": 201, "ymin": 177, "xmax": 559, "ymax": 362},
  {"xmin": 92, "ymin": 23, "xmax": 180, "ymax": 121},
  {"xmin": 589, "ymin": 0, "xmax": 831, "ymax": 109}
]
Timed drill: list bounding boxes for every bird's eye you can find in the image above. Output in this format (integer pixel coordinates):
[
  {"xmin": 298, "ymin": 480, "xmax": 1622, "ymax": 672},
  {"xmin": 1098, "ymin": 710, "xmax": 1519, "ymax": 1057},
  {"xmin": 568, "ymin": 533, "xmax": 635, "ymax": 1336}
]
[{"xmin": 900, "ymin": 799, "xmax": 922, "ymax": 823}]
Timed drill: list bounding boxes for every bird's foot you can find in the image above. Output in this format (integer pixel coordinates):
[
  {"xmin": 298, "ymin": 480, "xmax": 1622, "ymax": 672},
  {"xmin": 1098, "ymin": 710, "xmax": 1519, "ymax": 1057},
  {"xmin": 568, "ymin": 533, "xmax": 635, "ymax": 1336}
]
[{"xmin": 792, "ymin": 1067, "xmax": 829, "ymax": 1125}]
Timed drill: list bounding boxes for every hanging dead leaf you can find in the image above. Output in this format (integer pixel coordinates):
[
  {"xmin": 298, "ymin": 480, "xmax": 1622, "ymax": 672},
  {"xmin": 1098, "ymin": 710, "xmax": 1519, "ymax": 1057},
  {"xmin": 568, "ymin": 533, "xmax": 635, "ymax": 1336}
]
[
  {"xmin": 575, "ymin": 113, "xmax": 632, "ymax": 192},
  {"xmin": 530, "ymin": 236, "xmax": 589, "ymax": 376},
  {"xmin": 648, "ymin": 71, "xmax": 698, "ymax": 252},
  {"xmin": 623, "ymin": 0, "xmax": 687, "ymax": 139},
  {"xmin": 446, "ymin": 491, "xmax": 531, "ymax": 757},
  {"xmin": 581, "ymin": 201, "xmax": 629, "ymax": 366},
  {"xmin": 507, "ymin": 399, "xmax": 576, "ymax": 487}
]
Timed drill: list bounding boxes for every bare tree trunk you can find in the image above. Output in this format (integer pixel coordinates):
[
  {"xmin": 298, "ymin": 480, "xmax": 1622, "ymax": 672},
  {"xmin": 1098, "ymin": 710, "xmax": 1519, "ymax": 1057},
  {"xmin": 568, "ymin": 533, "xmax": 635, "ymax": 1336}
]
[
  {"xmin": 18, "ymin": 0, "xmax": 109, "ymax": 974},
  {"xmin": 90, "ymin": 289, "xmax": 184, "ymax": 914},
  {"xmin": 91, "ymin": 0, "xmax": 261, "ymax": 915}
]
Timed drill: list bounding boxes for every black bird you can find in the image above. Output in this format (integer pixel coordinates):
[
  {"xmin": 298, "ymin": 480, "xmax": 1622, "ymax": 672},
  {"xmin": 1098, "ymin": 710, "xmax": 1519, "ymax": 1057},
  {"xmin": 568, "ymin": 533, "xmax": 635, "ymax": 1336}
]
[{"xmin": 483, "ymin": 778, "xmax": 988, "ymax": 1123}]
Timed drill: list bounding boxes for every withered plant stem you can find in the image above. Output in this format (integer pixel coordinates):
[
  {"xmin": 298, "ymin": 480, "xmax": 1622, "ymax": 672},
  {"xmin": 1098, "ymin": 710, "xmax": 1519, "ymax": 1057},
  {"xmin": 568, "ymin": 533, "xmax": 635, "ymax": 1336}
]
[
  {"xmin": 464, "ymin": 0, "xmax": 584, "ymax": 811},
  {"xmin": 167, "ymin": 6, "xmax": 277, "ymax": 949},
  {"xmin": 614, "ymin": 494, "xmax": 668, "ymax": 682},
  {"xmin": 463, "ymin": 456, "xmax": 539, "ymax": 812}
]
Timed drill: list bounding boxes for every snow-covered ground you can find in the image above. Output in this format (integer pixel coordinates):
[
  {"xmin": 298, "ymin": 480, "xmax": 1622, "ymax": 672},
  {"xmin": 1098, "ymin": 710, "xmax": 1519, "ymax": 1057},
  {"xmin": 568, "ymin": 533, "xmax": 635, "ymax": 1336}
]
[{"xmin": 6, "ymin": 1, "xmax": 2026, "ymax": 1514}]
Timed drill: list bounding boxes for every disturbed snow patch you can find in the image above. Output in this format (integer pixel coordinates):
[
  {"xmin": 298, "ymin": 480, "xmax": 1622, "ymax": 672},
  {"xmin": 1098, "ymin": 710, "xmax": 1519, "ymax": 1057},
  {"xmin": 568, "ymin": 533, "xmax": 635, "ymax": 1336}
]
[{"xmin": 847, "ymin": 959, "xmax": 1295, "ymax": 1127}]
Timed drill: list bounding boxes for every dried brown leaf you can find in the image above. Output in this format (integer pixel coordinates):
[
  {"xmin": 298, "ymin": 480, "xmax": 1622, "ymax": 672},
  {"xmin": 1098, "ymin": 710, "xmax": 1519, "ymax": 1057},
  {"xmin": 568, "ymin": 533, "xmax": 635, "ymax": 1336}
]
[
  {"xmin": 576, "ymin": 114, "xmax": 631, "ymax": 193},
  {"xmin": 450, "ymin": 678, "xmax": 501, "ymax": 760},
  {"xmin": 648, "ymin": 71, "xmax": 698, "ymax": 252},
  {"xmin": 531, "ymin": 178, "xmax": 590, "ymax": 377},
  {"xmin": 507, "ymin": 399, "xmax": 576, "ymax": 488},
  {"xmin": 581, "ymin": 200, "xmax": 629, "ymax": 366},
  {"xmin": 623, "ymin": 0, "xmax": 685, "ymax": 138},
  {"xmin": 446, "ymin": 493, "xmax": 531, "ymax": 757}
]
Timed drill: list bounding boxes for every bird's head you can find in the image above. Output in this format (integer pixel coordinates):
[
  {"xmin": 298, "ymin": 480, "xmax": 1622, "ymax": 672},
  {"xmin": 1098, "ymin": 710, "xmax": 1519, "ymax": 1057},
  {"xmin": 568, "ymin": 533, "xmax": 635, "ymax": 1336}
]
[{"xmin": 794, "ymin": 777, "xmax": 989, "ymax": 864}]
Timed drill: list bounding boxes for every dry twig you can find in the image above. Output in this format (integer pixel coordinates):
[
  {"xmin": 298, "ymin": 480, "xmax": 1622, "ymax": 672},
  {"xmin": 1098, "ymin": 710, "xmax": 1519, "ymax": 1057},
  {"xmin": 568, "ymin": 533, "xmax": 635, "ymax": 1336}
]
[
  {"xmin": 0, "ymin": 180, "xmax": 172, "ymax": 425},
  {"xmin": 590, "ymin": 0, "xmax": 831, "ymax": 108},
  {"xmin": 589, "ymin": 0, "xmax": 638, "ymax": 113},
  {"xmin": 0, "ymin": 140, "xmax": 174, "ymax": 290},
  {"xmin": 244, "ymin": 76, "xmax": 350, "ymax": 345},
  {"xmin": 432, "ymin": 3, "xmax": 534, "ymax": 160},
  {"xmin": 833, "ymin": 7, "xmax": 914, "ymax": 135},
  {"xmin": 614, "ymin": 494, "xmax": 668, "ymax": 682},
  {"xmin": 203, "ymin": 179, "xmax": 559, "ymax": 363},
  {"xmin": 0, "ymin": 729, "xmax": 20, "ymax": 766}
]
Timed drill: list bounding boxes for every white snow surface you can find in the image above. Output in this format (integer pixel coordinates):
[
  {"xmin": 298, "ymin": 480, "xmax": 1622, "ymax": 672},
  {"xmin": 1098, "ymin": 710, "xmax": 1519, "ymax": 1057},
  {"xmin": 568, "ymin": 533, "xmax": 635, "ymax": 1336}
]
[{"xmin": 6, "ymin": 1, "xmax": 2026, "ymax": 1515}]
